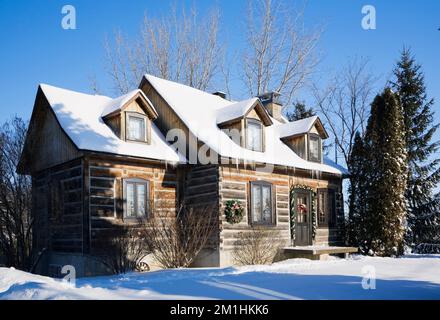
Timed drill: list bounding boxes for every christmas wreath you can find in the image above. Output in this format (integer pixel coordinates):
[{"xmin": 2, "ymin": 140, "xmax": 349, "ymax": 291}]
[{"xmin": 224, "ymin": 200, "xmax": 244, "ymax": 224}]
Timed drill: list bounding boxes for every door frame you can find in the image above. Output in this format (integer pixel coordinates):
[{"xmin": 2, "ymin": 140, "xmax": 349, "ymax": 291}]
[{"xmin": 290, "ymin": 188, "xmax": 313, "ymax": 246}]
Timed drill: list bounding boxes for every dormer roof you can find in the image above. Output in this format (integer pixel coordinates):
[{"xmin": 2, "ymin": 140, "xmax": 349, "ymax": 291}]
[
  {"xmin": 277, "ymin": 116, "xmax": 329, "ymax": 139},
  {"xmin": 101, "ymin": 89, "xmax": 158, "ymax": 120},
  {"xmin": 216, "ymin": 98, "xmax": 273, "ymax": 126}
]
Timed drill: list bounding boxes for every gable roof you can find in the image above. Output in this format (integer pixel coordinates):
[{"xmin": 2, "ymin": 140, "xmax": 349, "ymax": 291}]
[
  {"xmin": 37, "ymin": 84, "xmax": 185, "ymax": 163},
  {"xmin": 143, "ymin": 74, "xmax": 345, "ymax": 175},
  {"xmin": 101, "ymin": 89, "xmax": 158, "ymax": 119},
  {"xmin": 277, "ymin": 116, "xmax": 329, "ymax": 139},
  {"xmin": 216, "ymin": 98, "xmax": 273, "ymax": 126}
]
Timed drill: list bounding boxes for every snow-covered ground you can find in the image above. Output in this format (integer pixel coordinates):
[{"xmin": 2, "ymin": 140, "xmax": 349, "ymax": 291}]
[{"xmin": 1, "ymin": 255, "xmax": 439, "ymax": 300}]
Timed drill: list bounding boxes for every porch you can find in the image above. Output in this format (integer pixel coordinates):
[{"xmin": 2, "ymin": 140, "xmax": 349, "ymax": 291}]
[{"xmin": 283, "ymin": 246, "xmax": 358, "ymax": 260}]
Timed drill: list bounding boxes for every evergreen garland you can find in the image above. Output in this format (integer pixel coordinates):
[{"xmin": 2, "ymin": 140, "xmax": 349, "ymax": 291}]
[{"xmin": 290, "ymin": 185, "xmax": 317, "ymax": 242}]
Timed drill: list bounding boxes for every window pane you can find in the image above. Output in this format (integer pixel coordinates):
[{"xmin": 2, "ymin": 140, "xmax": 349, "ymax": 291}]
[
  {"xmin": 128, "ymin": 116, "xmax": 145, "ymax": 141},
  {"xmin": 136, "ymin": 184, "xmax": 146, "ymax": 217},
  {"xmin": 297, "ymin": 195, "xmax": 308, "ymax": 223},
  {"xmin": 309, "ymin": 136, "xmax": 320, "ymax": 161},
  {"xmin": 126, "ymin": 183, "xmax": 135, "ymax": 217},
  {"xmin": 252, "ymin": 184, "xmax": 262, "ymax": 222},
  {"xmin": 262, "ymin": 186, "xmax": 272, "ymax": 223},
  {"xmin": 247, "ymin": 122, "xmax": 262, "ymax": 151}
]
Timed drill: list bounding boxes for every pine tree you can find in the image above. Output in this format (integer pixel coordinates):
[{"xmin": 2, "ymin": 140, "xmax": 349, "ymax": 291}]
[
  {"xmin": 286, "ymin": 101, "xmax": 315, "ymax": 121},
  {"xmin": 361, "ymin": 88, "xmax": 407, "ymax": 256},
  {"xmin": 392, "ymin": 49, "xmax": 440, "ymax": 249},
  {"xmin": 347, "ymin": 132, "xmax": 367, "ymax": 246}
]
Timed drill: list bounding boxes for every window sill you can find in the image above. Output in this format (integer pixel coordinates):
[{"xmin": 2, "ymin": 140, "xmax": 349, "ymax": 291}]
[
  {"xmin": 125, "ymin": 138, "xmax": 148, "ymax": 144},
  {"xmin": 250, "ymin": 222, "xmax": 277, "ymax": 227},
  {"xmin": 122, "ymin": 216, "xmax": 149, "ymax": 224}
]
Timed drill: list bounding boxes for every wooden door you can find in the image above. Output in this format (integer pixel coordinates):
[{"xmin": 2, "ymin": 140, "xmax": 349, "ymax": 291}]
[{"xmin": 294, "ymin": 190, "xmax": 311, "ymax": 246}]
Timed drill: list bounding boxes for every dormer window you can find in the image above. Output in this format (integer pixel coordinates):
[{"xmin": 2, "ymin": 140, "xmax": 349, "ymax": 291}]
[
  {"xmin": 101, "ymin": 90, "xmax": 158, "ymax": 145},
  {"xmin": 126, "ymin": 113, "xmax": 147, "ymax": 142},
  {"xmin": 246, "ymin": 119, "xmax": 263, "ymax": 152},
  {"xmin": 216, "ymin": 98, "xmax": 272, "ymax": 151},
  {"xmin": 308, "ymin": 133, "xmax": 321, "ymax": 162},
  {"xmin": 278, "ymin": 116, "xmax": 328, "ymax": 164}
]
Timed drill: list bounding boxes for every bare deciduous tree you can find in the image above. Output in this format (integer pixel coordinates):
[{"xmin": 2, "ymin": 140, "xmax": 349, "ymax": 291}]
[
  {"xmin": 241, "ymin": 0, "xmax": 322, "ymax": 105},
  {"xmin": 313, "ymin": 57, "xmax": 378, "ymax": 166},
  {"xmin": 142, "ymin": 203, "xmax": 218, "ymax": 269},
  {"xmin": 0, "ymin": 117, "xmax": 32, "ymax": 270},
  {"xmin": 232, "ymin": 227, "xmax": 284, "ymax": 265},
  {"xmin": 105, "ymin": 5, "xmax": 224, "ymax": 94}
]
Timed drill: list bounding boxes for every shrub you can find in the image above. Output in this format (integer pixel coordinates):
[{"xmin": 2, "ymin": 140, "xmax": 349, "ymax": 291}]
[{"xmin": 232, "ymin": 227, "xmax": 284, "ymax": 265}]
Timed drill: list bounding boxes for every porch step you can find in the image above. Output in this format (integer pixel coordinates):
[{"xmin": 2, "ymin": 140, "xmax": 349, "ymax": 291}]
[{"xmin": 283, "ymin": 246, "xmax": 358, "ymax": 260}]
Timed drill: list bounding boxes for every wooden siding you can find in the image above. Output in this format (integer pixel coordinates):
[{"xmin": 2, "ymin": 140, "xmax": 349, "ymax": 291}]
[
  {"xmin": 84, "ymin": 155, "xmax": 178, "ymax": 254},
  {"xmin": 183, "ymin": 164, "xmax": 219, "ymax": 207},
  {"xmin": 218, "ymin": 165, "xmax": 291, "ymax": 251},
  {"xmin": 218, "ymin": 163, "xmax": 344, "ymax": 253},
  {"xmin": 283, "ymin": 135, "xmax": 307, "ymax": 159},
  {"xmin": 19, "ymin": 89, "xmax": 82, "ymax": 174},
  {"xmin": 141, "ymin": 81, "xmax": 199, "ymax": 162},
  {"xmin": 218, "ymin": 120, "xmax": 243, "ymax": 148},
  {"xmin": 32, "ymin": 158, "xmax": 84, "ymax": 254}
]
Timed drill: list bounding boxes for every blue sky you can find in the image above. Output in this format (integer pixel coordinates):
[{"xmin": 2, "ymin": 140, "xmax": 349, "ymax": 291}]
[{"xmin": 0, "ymin": 0, "xmax": 439, "ymax": 135}]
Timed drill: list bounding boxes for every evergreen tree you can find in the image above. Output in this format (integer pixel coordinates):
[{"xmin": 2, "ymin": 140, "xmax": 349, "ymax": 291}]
[
  {"xmin": 361, "ymin": 88, "xmax": 407, "ymax": 256},
  {"xmin": 286, "ymin": 101, "xmax": 315, "ymax": 121},
  {"xmin": 347, "ymin": 132, "xmax": 367, "ymax": 246},
  {"xmin": 392, "ymin": 49, "xmax": 440, "ymax": 248}
]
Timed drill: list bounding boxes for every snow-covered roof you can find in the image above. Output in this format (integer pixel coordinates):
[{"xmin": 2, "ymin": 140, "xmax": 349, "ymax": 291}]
[
  {"xmin": 40, "ymin": 84, "xmax": 185, "ymax": 164},
  {"xmin": 101, "ymin": 89, "xmax": 158, "ymax": 119},
  {"xmin": 216, "ymin": 98, "xmax": 271, "ymax": 125},
  {"xmin": 143, "ymin": 74, "xmax": 346, "ymax": 175},
  {"xmin": 277, "ymin": 116, "xmax": 326, "ymax": 139}
]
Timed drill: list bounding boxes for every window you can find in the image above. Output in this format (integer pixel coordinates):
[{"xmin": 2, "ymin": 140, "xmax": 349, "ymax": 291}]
[
  {"xmin": 126, "ymin": 113, "xmax": 146, "ymax": 142},
  {"xmin": 308, "ymin": 134, "xmax": 321, "ymax": 162},
  {"xmin": 250, "ymin": 181, "xmax": 274, "ymax": 224},
  {"xmin": 317, "ymin": 189, "xmax": 336, "ymax": 227},
  {"xmin": 124, "ymin": 179, "xmax": 149, "ymax": 219},
  {"xmin": 246, "ymin": 119, "xmax": 263, "ymax": 152}
]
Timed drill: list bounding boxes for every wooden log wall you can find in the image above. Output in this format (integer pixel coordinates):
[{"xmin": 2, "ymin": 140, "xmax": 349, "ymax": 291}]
[
  {"xmin": 218, "ymin": 164, "xmax": 292, "ymax": 252},
  {"xmin": 85, "ymin": 155, "xmax": 178, "ymax": 254},
  {"xmin": 32, "ymin": 158, "xmax": 84, "ymax": 254},
  {"xmin": 218, "ymin": 164, "xmax": 345, "ymax": 252}
]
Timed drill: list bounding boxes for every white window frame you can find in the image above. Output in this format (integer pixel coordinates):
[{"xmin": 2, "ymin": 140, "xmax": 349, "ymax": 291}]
[
  {"xmin": 126, "ymin": 112, "xmax": 147, "ymax": 143},
  {"xmin": 250, "ymin": 181, "xmax": 275, "ymax": 225},
  {"xmin": 308, "ymin": 133, "xmax": 322, "ymax": 163},
  {"xmin": 245, "ymin": 119, "xmax": 264, "ymax": 152},
  {"xmin": 123, "ymin": 178, "xmax": 150, "ymax": 220}
]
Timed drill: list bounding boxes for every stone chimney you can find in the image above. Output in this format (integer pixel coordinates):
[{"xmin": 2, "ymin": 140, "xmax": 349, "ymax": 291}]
[
  {"xmin": 212, "ymin": 91, "xmax": 227, "ymax": 99},
  {"xmin": 258, "ymin": 92, "xmax": 285, "ymax": 123}
]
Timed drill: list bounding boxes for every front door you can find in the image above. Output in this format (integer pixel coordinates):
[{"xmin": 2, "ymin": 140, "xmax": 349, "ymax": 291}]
[{"xmin": 294, "ymin": 190, "xmax": 311, "ymax": 246}]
